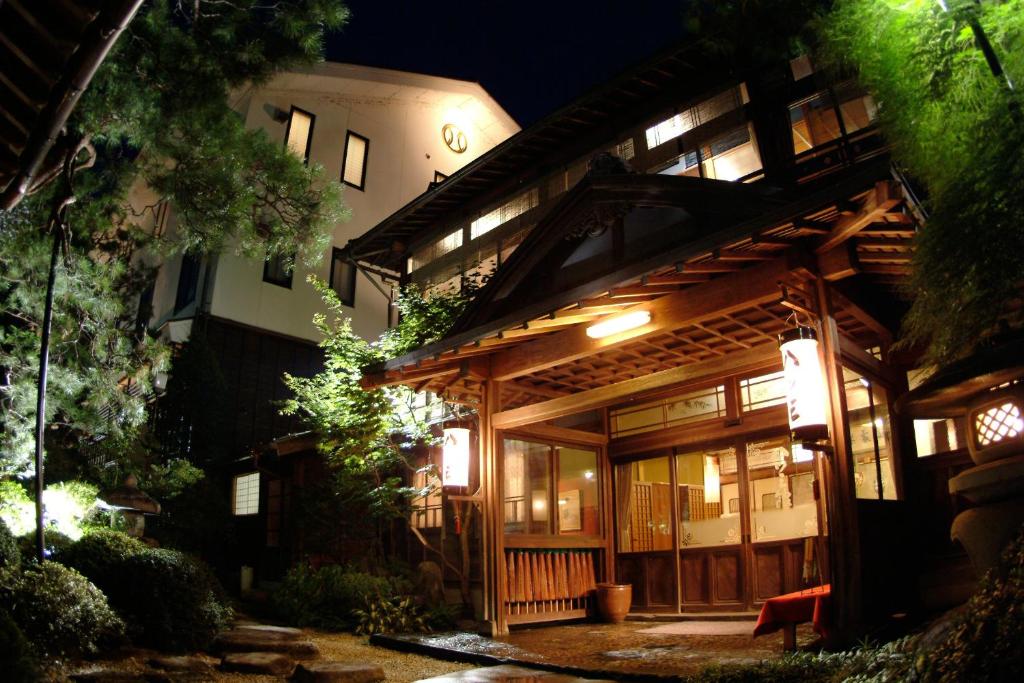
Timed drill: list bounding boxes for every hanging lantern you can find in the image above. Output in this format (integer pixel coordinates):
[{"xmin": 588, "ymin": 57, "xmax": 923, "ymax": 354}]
[
  {"xmin": 779, "ymin": 326, "xmax": 830, "ymax": 443},
  {"xmin": 442, "ymin": 427, "xmax": 471, "ymax": 487}
]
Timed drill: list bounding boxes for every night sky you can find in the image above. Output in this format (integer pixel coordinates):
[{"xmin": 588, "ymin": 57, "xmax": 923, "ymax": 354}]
[{"xmin": 325, "ymin": 1, "xmax": 691, "ymax": 127}]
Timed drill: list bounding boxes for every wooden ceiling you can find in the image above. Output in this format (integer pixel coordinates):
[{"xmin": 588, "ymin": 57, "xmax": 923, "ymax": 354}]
[{"xmin": 363, "ymin": 176, "xmax": 916, "ymax": 413}]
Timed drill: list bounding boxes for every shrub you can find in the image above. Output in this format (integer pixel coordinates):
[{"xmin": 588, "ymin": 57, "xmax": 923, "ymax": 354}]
[
  {"xmin": 923, "ymin": 524, "xmax": 1024, "ymax": 682},
  {"xmin": 354, "ymin": 595, "xmax": 429, "ymax": 635},
  {"xmin": 60, "ymin": 529, "xmax": 146, "ymax": 586},
  {"xmin": 0, "ymin": 610, "xmax": 38, "ymax": 683},
  {"xmin": 0, "ymin": 561, "xmax": 124, "ymax": 658},
  {"xmin": 16, "ymin": 529, "xmax": 73, "ymax": 565},
  {"xmin": 273, "ymin": 564, "xmax": 394, "ymax": 630},
  {"xmin": 97, "ymin": 548, "xmax": 232, "ymax": 652},
  {"xmin": 0, "ymin": 518, "xmax": 19, "ymax": 572}
]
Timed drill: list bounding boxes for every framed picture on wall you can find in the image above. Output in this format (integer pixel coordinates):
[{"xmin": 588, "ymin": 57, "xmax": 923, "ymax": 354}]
[{"xmin": 558, "ymin": 489, "xmax": 581, "ymax": 531}]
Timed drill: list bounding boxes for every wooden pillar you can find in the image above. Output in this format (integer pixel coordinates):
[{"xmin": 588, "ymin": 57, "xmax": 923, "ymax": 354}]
[
  {"xmin": 479, "ymin": 379, "xmax": 507, "ymax": 634},
  {"xmin": 815, "ymin": 277, "xmax": 862, "ymax": 641}
]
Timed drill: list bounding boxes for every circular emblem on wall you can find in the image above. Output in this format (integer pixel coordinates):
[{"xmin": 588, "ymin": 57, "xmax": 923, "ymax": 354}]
[{"xmin": 442, "ymin": 123, "xmax": 468, "ymax": 153}]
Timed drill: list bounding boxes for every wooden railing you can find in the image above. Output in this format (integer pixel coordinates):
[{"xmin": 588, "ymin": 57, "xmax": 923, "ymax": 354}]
[{"xmin": 504, "ymin": 549, "xmax": 597, "ymax": 624}]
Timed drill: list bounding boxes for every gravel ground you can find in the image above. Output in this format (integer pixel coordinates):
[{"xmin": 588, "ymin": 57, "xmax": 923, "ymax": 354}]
[{"xmin": 58, "ymin": 630, "xmax": 473, "ymax": 682}]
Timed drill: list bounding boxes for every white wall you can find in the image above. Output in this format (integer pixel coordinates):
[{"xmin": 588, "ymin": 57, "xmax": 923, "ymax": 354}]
[{"xmin": 196, "ymin": 66, "xmax": 517, "ymax": 343}]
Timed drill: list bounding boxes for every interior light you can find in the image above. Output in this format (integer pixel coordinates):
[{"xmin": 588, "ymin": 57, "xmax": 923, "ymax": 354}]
[
  {"xmin": 583, "ymin": 470, "xmax": 595, "ymax": 480},
  {"xmin": 586, "ymin": 310, "xmax": 651, "ymax": 338}
]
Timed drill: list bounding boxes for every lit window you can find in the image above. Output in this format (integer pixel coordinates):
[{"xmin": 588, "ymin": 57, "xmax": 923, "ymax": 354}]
[
  {"xmin": 740, "ymin": 371, "xmax": 787, "ymax": 412},
  {"xmin": 341, "ymin": 131, "xmax": 369, "ymax": 190},
  {"xmin": 470, "ymin": 188, "xmax": 539, "ymax": 241},
  {"xmin": 645, "ymin": 84, "xmax": 748, "ymax": 150},
  {"xmin": 285, "ymin": 107, "xmax": 315, "ymax": 164},
  {"xmin": 610, "ymin": 138, "xmax": 635, "ymax": 161},
  {"xmin": 844, "ymin": 368, "xmax": 898, "ymax": 500},
  {"xmin": 330, "ymin": 248, "xmax": 356, "ymax": 307},
  {"xmin": 233, "ymin": 472, "xmax": 260, "ymax": 515},
  {"xmin": 409, "ymin": 229, "xmax": 463, "ymax": 273},
  {"xmin": 700, "ymin": 123, "xmax": 762, "ymax": 181},
  {"xmin": 410, "ymin": 463, "xmax": 443, "ymax": 529},
  {"xmin": 610, "ymin": 385, "xmax": 727, "ymax": 438},
  {"xmin": 263, "ymin": 252, "xmax": 294, "ymax": 288},
  {"xmin": 433, "ymin": 170, "xmax": 449, "ymax": 184}
]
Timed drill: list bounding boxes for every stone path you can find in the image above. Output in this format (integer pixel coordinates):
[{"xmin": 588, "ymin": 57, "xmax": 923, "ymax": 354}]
[{"xmin": 416, "ymin": 664, "xmax": 614, "ymax": 682}]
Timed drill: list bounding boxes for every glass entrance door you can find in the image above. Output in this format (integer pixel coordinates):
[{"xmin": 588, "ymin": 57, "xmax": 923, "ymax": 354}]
[{"xmin": 614, "ymin": 436, "xmax": 827, "ymax": 612}]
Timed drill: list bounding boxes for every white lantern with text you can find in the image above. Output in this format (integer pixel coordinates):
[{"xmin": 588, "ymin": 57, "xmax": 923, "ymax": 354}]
[
  {"xmin": 442, "ymin": 427, "xmax": 470, "ymax": 487},
  {"xmin": 779, "ymin": 326, "xmax": 830, "ymax": 443}
]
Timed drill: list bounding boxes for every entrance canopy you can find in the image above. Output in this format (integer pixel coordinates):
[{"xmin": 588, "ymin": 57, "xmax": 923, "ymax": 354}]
[{"xmin": 362, "ymin": 160, "xmax": 913, "ymax": 417}]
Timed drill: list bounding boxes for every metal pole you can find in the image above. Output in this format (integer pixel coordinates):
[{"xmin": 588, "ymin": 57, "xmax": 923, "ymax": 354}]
[{"xmin": 33, "ymin": 229, "xmax": 61, "ymax": 563}]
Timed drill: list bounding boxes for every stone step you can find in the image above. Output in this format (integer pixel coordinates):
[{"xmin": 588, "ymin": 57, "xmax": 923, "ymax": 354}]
[
  {"xmin": 236, "ymin": 623, "xmax": 305, "ymax": 638},
  {"xmin": 212, "ymin": 629, "xmax": 319, "ymax": 659},
  {"xmin": 220, "ymin": 652, "xmax": 297, "ymax": 676},
  {"xmin": 416, "ymin": 664, "xmax": 614, "ymax": 682},
  {"xmin": 290, "ymin": 662, "xmax": 386, "ymax": 683},
  {"xmin": 147, "ymin": 655, "xmax": 216, "ymax": 676},
  {"xmin": 70, "ymin": 671, "xmax": 170, "ymax": 682}
]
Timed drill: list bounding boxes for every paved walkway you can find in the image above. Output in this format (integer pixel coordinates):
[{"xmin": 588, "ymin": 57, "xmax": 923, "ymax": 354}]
[{"xmin": 378, "ymin": 619, "xmax": 818, "ymax": 681}]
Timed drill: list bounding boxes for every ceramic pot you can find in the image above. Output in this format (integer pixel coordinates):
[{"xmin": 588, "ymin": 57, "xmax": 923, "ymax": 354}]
[{"xmin": 596, "ymin": 582, "xmax": 632, "ymax": 623}]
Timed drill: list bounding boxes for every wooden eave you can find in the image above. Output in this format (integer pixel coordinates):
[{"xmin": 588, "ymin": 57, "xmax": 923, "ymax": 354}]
[
  {"xmin": 0, "ymin": 0, "xmax": 143, "ymax": 208},
  {"xmin": 346, "ymin": 42, "xmax": 756, "ymax": 271},
  {"xmin": 361, "ymin": 161, "xmax": 917, "ymax": 409}
]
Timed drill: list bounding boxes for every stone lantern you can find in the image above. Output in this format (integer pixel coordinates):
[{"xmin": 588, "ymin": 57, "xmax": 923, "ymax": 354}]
[
  {"xmin": 103, "ymin": 474, "xmax": 161, "ymax": 539},
  {"xmin": 897, "ymin": 335, "xmax": 1024, "ymax": 575}
]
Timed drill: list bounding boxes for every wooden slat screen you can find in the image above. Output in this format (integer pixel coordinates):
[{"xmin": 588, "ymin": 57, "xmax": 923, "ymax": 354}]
[{"xmin": 504, "ymin": 549, "xmax": 597, "ymax": 624}]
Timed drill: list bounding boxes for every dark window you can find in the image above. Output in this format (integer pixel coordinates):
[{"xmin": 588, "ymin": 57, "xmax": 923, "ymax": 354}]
[
  {"xmin": 330, "ymin": 248, "xmax": 356, "ymax": 306},
  {"xmin": 136, "ymin": 282, "xmax": 155, "ymax": 336},
  {"xmin": 174, "ymin": 254, "xmax": 201, "ymax": 312},
  {"xmin": 341, "ymin": 131, "xmax": 369, "ymax": 190},
  {"xmin": 284, "ymin": 106, "xmax": 315, "ymax": 164},
  {"xmin": 434, "ymin": 170, "xmax": 449, "ymax": 183},
  {"xmin": 263, "ymin": 252, "xmax": 294, "ymax": 288}
]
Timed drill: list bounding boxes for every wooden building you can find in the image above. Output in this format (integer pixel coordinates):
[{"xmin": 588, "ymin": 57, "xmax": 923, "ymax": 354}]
[{"xmin": 347, "ymin": 44, "xmax": 952, "ymax": 638}]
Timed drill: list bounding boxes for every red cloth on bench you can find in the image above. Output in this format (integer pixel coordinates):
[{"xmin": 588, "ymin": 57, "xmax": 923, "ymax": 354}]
[{"xmin": 753, "ymin": 584, "xmax": 831, "ymax": 639}]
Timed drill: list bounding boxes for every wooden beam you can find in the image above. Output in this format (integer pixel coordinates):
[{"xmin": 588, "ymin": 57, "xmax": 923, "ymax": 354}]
[
  {"xmin": 492, "ymin": 343, "xmax": 778, "ymax": 429},
  {"xmin": 507, "ymin": 421, "xmax": 608, "ymax": 447},
  {"xmin": 490, "ymin": 254, "xmax": 804, "ymax": 382},
  {"xmin": 818, "ymin": 243, "xmax": 861, "ymax": 281},
  {"xmin": 829, "ymin": 287, "xmax": 895, "ymax": 347},
  {"xmin": 360, "ymin": 364, "xmax": 458, "ymax": 389},
  {"xmin": 816, "ymin": 182, "xmax": 901, "ymax": 254},
  {"xmin": 504, "ymin": 381, "xmax": 570, "ymax": 399}
]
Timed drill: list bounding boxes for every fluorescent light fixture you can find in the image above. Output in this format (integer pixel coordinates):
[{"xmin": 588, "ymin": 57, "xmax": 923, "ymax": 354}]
[{"xmin": 586, "ymin": 310, "xmax": 651, "ymax": 338}]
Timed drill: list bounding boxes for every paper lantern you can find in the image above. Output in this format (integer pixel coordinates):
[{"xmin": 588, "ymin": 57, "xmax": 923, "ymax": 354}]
[
  {"xmin": 442, "ymin": 427, "xmax": 470, "ymax": 487},
  {"xmin": 779, "ymin": 326, "xmax": 830, "ymax": 443}
]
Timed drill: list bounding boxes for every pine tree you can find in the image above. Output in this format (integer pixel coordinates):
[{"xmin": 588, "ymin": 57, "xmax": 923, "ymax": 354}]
[{"xmin": 0, "ymin": 1, "xmax": 350, "ymax": 476}]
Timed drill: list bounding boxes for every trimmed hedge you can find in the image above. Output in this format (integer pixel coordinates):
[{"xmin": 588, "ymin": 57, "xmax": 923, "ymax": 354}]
[
  {"xmin": 61, "ymin": 532, "xmax": 231, "ymax": 652},
  {"xmin": 0, "ymin": 561, "xmax": 124, "ymax": 658},
  {"xmin": 0, "ymin": 518, "xmax": 18, "ymax": 572},
  {"xmin": 0, "ymin": 610, "xmax": 38, "ymax": 683}
]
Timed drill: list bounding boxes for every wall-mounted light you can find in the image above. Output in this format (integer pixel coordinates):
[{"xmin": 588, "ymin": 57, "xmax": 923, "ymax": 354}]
[
  {"xmin": 779, "ymin": 326, "xmax": 830, "ymax": 444},
  {"xmin": 442, "ymin": 427, "xmax": 470, "ymax": 487},
  {"xmin": 586, "ymin": 310, "xmax": 651, "ymax": 339}
]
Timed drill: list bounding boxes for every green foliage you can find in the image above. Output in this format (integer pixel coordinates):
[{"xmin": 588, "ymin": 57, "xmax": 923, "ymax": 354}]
[
  {"xmin": 1, "ymin": 0, "xmax": 350, "ymax": 478},
  {"xmin": 922, "ymin": 524, "xmax": 1024, "ymax": 681},
  {"xmin": 281, "ymin": 280, "xmax": 467, "ymax": 535},
  {"xmin": 272, "ymin": 563, "xmax": 396, "ymax": 630},
  {"xmin": 353, "ymin": 595, "xmax": 430, "ymax": 636},
  {"xmin": 0, "ymin": 561, "xmax": 125, "ymax": 658},
  {"xmin": 17, "ymin": 530, "xmax": 74, "ymax": 565},
  {"xmin": 59, "ymin": 529, "xmax": 147, "ymax": 586},
  {"xmin": 823, "ymin": 0, "xmax": 1024, "ymax": 364},
  {"xmin": 95, "ymin": 547, "xmax": 232, "ymax": 652},
  {"xmin": 0, "ymin": 481, "xmax": 33, "ymax": 536},
  {"xmin": 0, "ymin": 610, "xmax": 39, "ymax": 683},
  {"xmin": 0, "ymin": 518, "xmax": 19, "ymax": 573}
]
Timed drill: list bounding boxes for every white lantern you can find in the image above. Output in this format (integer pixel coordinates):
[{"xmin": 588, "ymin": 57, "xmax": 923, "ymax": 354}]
[
  {"xmin": 441, "ymin": 427, "xmax": 470, "ymax": 487},
  {"xmin": 779, "ymin": 326, "xmax": 830, "ymax": 443}
]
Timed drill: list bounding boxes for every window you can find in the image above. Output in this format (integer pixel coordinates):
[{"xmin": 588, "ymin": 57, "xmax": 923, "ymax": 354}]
[
  {"xmin": 617, "ymin": 456, "xmax": 677, "ymax": 551},
  {"xmin": 610, "ymin": 385, "xmax": 727, "ymax": 438},
  {"xmin": 744, "ymin": 437, "xmax": 818, "ymax": 542},
  {"xmin": 341, "ymin": 130, "xmax": 369, "ymax": 190},
  {"xmin": 433, "ymin": 170, "xmax": 449, "ymax": 184},
  {"xmin": 409, "ymin": 229, "xmax": 463, "ymax": 273},
  {"xmin": 285, "ymin": 106, "xmax": 315, "ymax": 164},
  {"xmin": 330, "ymin": 248, "xmax": 356, "ymax": 307},
  {"xmin": 174, "ymin": 253, "xmax": 201, "ymax": 312},
  {"xmin": 700, "ymin": 123, "xmax": 762, "ymax": 181},
  {"xmin": 135, "ymin": 282, "xmax": 154, "ymax": 335},
  {"xmin": 470, "ymin": 188, "xmax": 539, "ymax": 241},
  {"xmin": 645, "ymin": 84, "xmax": 748, "ymax": 149},
  {"xmin": 504, "ymin": 439, "xmax": 600, "ymax": 536},
  {"xmin": 844, "ymin": 368, "xmax": 898, "ymax": 500},
  {"xmin": 410, "ymin": 460, "xmax": 443, "ymax": 529},
  {"xmin": 789, "ymin": 86, "xmax": 878, "ymax": 155},
  {"xmin": 740, "ymin": 371, "xmax": 787, "ymax": 412},
  {"xmin": 674, "ymin": 449, "xmax": 741, "ymax": 547},
  {"xmin": 263, "ymin": 252, "xmax": 293, "ymax": 288},
  {"xmin": 232, "ymin": 472, "xmax": 260, "ymax": 515}
]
